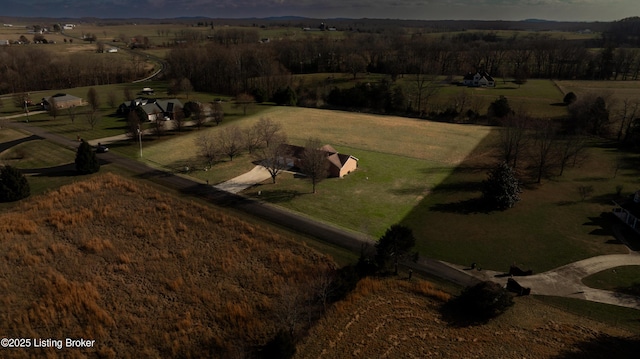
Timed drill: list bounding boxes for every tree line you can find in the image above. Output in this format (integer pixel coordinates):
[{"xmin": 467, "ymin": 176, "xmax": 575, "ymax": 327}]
[
  {"xmin": 165, "ymin": 18, "xmax": 640, "ymax": 100},
  {"xmin": 0, "ymin": 47, "xmax": 148, "ymax": 95}
]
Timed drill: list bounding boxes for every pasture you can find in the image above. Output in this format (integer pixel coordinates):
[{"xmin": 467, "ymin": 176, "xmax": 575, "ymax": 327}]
[{"xmin": 141, "ymin": 106, "xmax": 492, "ymax": 237}]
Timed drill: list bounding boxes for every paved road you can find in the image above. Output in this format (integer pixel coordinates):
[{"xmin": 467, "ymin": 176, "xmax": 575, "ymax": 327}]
[
  {"xmin": 2, "ymin": 117, "xmax": 477, "ymax": 288},
  {"xmin": 5, "ymin": 115, "xmax": 640, "ymax": 306}
]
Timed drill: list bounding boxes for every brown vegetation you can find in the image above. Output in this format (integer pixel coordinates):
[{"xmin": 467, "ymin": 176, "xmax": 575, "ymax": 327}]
[
  {"xmin": 0, "ymin": 173, "xmax": 335, "ymax": 358},
  {"xmin": 296, "ymin": 277, "xmax": 640, "ymax": 359}
]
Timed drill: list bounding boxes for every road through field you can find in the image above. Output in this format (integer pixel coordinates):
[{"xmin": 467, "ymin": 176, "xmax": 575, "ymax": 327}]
[{"xmin": 5, "ymin": 116, "xmax": 640, "ymax": 308}]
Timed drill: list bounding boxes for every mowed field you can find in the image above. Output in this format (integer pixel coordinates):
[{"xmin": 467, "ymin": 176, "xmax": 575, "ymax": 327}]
[{"xmin": 142, "ymin": 106, "xmax": 493, "ymax": 237}]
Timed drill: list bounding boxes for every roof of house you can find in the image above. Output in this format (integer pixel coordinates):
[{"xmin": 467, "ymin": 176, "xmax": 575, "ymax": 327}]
[
  {"xmin": 280, "ymin": 143, "xmax": 357, "ymax": 171},
  {"xmin": 46, "ymin": 94, "xmax": 82, "ymax": 103}
]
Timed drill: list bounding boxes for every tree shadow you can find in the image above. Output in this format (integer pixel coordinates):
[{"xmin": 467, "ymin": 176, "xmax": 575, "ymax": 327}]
[
  {"xmin": 429, "ymin": 197, "xmax": 490, "ymax": 214},
  {"xmin": 552, "ymin": 335, "xmax": 640, "ymax": 359},
  {"xmin": 252, "ymin": 188, "xmax": 302, "ymax": 203},
  {"xmin": 583, "ymin": 212, "xmax": 616, "ymax": 236},
  {"xmin": 430, "ymin": 181, "xmax": 483, "ymax": 193},
  {"xmin": 0, "ymin": 134, "xmax": 43, "ymax": 152},
  {"xmin": 21, "ymin": 163, "xmax": 78, "ymax": 177}
]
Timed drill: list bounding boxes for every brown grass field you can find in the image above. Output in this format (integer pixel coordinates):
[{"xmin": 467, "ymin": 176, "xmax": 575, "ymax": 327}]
[
  {"xmin": 2, "ymin": 173, "xmax": 639, "ymax": 358},
  {"xmin": 0, "ymin": 173, "xmax": 336, "ymax": 358},
  {"xmin": 296, "ymin": 277, "xmax": 640, "ymax": 359}
]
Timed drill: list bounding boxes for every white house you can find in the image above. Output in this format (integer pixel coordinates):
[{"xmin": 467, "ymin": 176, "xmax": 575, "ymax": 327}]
[
  {"xmin": 463, "ymin": 71, "xmax": 495, "ymax": 87},
  {"xmin": 63, "ymin": 24, "xmax": 76, "ymax": 30}
]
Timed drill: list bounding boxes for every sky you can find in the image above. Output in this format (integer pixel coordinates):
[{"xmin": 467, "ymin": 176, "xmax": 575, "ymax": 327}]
[{"xmin": 2, "ymin": 0, "xmax": 638, "ymax": 21}]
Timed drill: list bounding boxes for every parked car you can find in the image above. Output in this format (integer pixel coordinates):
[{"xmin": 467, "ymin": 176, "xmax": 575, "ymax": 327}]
[{"xmin": 96, "ymin": 143, "xmax": 109, "ymax": 153}]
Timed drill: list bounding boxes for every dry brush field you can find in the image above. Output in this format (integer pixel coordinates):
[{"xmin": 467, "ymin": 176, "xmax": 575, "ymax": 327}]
[
  {"xmin": 296, "ymin": 277, "xmax": 640, "ymax": 359},
  {"xmin": 0, "ymin": 173, "xmax": 336, "ymax": 358}
]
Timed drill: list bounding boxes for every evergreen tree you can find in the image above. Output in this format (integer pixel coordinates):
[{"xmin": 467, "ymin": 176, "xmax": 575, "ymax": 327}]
[
  {"xmin": 375, "ymin": 224, "xmax": 418, "ymax": 274},
  {"xmin": 482, "ymin": 161, "xmax": 521, "ymax": 210},
  {"xmin": 0, "ymin": 165, "xmax": 30, "ymax": 202},
  {"xmin": 75, "ymin": 140, "xmax": 100, "ymax": 174},
  {"xmin": 451, "ymin": 281, "xmax": 514, "ymax": 323},
  {"xmin": 488, "ymin": 95, "xmax": 512, "ymax": 119}
]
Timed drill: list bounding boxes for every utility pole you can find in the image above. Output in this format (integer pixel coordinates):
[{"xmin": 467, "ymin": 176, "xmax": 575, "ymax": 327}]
[{"xmin": 137, "ymin": 126, "xmax": 142, "ymax": 157}]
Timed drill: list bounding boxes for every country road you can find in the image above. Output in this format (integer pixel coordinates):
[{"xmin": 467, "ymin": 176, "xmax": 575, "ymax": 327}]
[
  {"xmin": 5, "ymin": 116, "xmax": 640, "ymax": 310},
  {"xmin": 2, "ymin": 118, "xmax": 479, "ymax": 288}
]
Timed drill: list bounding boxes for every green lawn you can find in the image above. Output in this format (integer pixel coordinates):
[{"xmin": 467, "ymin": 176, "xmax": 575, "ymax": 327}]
[
  {"xmin": 582, "ymin": 266, "xmax": 640, "ymax": 296},
  {"xmin": 403, "ymin": 135, "xmax": 635, "ymax": 272},
  {"xmin": 142, "ymin": 106, "xmax": 491, "ymax": 237}
]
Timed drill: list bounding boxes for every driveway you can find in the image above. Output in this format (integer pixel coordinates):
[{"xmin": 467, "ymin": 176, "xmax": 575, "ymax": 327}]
[
  {"xmin": 447, "ymin": 250, "xmax": 640, "ymax": 310},
  {"xmin": 214, "ymin": 165, "xmax": 272, "ymax": 193}
]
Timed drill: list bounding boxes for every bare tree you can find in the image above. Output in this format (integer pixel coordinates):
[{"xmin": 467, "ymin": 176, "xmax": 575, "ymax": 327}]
[
  {"xmin": 123, "ymin": 87, "xmax": 132, "ymax": 101},
  {"xmin": 218, "ymin": 126, "xmax": 244, "ymax": 161},
  {"xmin": 254, "ymin": 117, "xmax": 283, "ymax": 148},
  {"xmin": 152, "ymin": 110, "xmax": 166, "ymax": 137},
  {"xmin": 67, "ymin": 105, "xmax": 77, "ymax": 123},
  {"xmin": 196, "ymin": 134, "xmax": 218, "ymax": 166},
  {"xmin": 615, "ymin": 98, "xmax": 640, "ymax": 143},
  {"xmin": 256, "ymin": 133, "xmax": 290, "ymax": 184},
  {"xmin": 498, "ymin": 113, "xmax": 530, "ymax": 170},
  {"xmin": 172, "ymin": 105, "xmax": 185, "ymax": 132},
  {"xmin": 85, "ymin": 110, "xmax": 100, "ymax": 130},
  {"xmin": 107, "ymin": 91, "xmax": 117, "ymax": 109},
  {"xmin": 234, "ymin": 93, "xmax": 254, "ymax": 115},
  {"xmin": 86, "ymin": 87, "xmax": 100, "ymax": 112},
  {"xmin": 557, "ymin": 135, "xmax": 588, "ymax": 176},
  {"xmin": 212, "ymin": 102, "xmax": 224, "ymax": 126},
  {"xmin": 192, "ymin": 103, "xmax": 206, "ymax": 130},
  {"xmin": 243, "ymin": 125, "xmax": 261, "ymax": 154},
  {"xmin": 48, "ymin": 97, "xmax": 58, "ymax": 120},
  {"xmin": 126, "ymin": 109, "xmax": 141, "ymax": 140},
  {"xmin": 529, "ymin": 119, "xmax": 559, "ymax": 183},
  {"xmin": 300, "ymin": 137, "xmax": 328, "ymax": 194}
]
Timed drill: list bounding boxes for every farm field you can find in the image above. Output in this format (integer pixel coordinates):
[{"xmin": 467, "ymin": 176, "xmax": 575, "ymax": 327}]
[
  {"xmin": 296, "ymin": 277, "xmax": 640, "ymax": 358},
  {"xmin": 0, "ymin": 173, "xmax": 336, "ymax": 358}
]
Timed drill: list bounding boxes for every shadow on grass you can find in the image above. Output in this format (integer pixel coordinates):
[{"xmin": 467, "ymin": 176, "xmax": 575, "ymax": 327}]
[
  {"xmin": 22, "ymin": 163, "xmax": 77, "ymax": 177},
  {"xmin": 0, "ymin": 134, "xmax": 43, "ymax": 152},
  {"xmin": 253, "ymin": 188, "xmax": 302, "ymax": 203},
  {"xmin": 429, "ymin": 197, "xmax": 490, "ymax": 214},
  {"xmin": 431, "ymin": 181, "xmax": 484, "ymax": 193},
  {"xmin": 583, "ymin": 212, "xmax": 616, "ymax": 236},
  {"xmin": 552, "ymin": 335, "xmax": 640, "ymax": 359}
]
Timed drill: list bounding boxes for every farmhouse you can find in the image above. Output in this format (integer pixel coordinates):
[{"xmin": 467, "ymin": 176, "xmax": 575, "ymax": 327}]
[
  {"xmin": 613, "ymin": 191, "xmax": 640, "ymax": 233},
  {"xmin": 279, "ymin": 144, "xmax": 358, "ymax": 178},
  {"xmin": 139, "ymin": 99, "xmax": 183, "ymax": 121},
  {"xmin": 41, "ymin": 94, "xmax": 83, "ymax": 110},
  {"xmin": 463, "ymin": 71, "xmax": 495, "ymax": 87},
  {"xmin": 0, "ymin": 40, "xmax": 9, "ymax": 46}
]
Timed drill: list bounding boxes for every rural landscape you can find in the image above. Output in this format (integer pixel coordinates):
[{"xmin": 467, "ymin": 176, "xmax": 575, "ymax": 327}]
[{"xmin": 1, "ymin": 12, "xmax": 640, "ymax": 358}]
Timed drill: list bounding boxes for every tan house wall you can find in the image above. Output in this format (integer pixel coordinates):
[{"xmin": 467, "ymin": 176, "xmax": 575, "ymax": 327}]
[
  {"xmin": 55, "ymin": 99, "xmax": 83, "ymax": 109},
  {"xmin": 338, "ymin": 157, "xmax": 358, "ymax": 177}
]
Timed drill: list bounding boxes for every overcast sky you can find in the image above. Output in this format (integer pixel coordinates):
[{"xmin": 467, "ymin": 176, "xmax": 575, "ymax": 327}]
[{"xmin": 3, "ymin": 0, "xmax": 638, "ymax": 21}]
